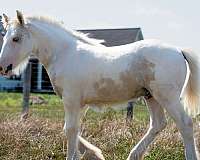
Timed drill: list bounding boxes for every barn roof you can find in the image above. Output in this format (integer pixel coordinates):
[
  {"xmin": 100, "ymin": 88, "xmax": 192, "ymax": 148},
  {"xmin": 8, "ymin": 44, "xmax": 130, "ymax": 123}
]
[{"xmin": 79, "ymin": 28, "xmax": 143, "ymax": 47}]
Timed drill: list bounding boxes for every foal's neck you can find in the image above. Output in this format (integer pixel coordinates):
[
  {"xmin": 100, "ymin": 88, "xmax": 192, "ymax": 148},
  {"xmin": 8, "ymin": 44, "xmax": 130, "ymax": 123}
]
[{"xmin": 30, "ymin": 19, "xmax": 77, "ymax": 68}]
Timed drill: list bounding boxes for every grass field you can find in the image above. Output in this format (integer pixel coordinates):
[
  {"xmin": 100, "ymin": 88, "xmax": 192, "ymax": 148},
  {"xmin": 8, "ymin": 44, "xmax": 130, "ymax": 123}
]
[{"xmin": 0, "ymin": 92, "xmax": 199, "ymax": 160}]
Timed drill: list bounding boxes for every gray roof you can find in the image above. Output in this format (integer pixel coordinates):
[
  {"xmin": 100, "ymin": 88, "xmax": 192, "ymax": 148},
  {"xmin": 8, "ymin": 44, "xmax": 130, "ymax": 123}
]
[{"xmin": 79, "ymin": 28, "xmax": 143, "ymax": 47}]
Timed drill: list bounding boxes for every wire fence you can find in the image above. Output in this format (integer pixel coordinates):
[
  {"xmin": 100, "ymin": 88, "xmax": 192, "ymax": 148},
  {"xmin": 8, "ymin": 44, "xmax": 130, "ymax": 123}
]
[{"xmin": 0, "ymin": 60, "xmax": 54, "ymax": 92}]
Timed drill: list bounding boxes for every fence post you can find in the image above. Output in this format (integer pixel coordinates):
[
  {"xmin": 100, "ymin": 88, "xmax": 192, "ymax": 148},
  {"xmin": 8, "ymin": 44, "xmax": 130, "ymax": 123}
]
[
  {"xmin": 37, "ymin": 63, "xmax": 42, "ymax": 91},
  {"xmin": 21, "ymin": 62, "xmax": 31, "ymax": 120},
  {"xmin": 126, "ymin": 101, "xmax": 134, "ymax": 121}
]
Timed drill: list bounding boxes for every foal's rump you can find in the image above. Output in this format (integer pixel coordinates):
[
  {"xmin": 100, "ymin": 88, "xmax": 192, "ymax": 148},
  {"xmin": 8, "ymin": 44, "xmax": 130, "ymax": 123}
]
[{"xmin": 130, "ymin": 40, "xmax": 200, "ymax": 117}]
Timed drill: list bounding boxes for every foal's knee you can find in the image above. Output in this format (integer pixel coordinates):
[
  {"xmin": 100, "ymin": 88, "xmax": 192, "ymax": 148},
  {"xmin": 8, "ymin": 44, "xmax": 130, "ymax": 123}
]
[
  {"xmin": 183, "ymin": 116, "xmax": 193, "ymax": 128},
  {"xmin": 63, "ymin": 122, "xmax": 79, "ymax": 137},
  {"xmin": 151, "ymin": 118, "xmax": 167, "ymax": 135},
  {"xmin": 151, "ymin": 112, "xmax": 167, "ymax": 133},
  {"xmin": 180, "ymin": 116, "xmax": 194, "ymax": 138}
]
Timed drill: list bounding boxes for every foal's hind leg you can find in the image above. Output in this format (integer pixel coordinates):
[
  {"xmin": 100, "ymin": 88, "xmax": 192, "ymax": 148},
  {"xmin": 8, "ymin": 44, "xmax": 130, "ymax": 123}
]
[
  {"xmin": 158, "ymin": 99, "xmax": 198, "ymax": 160},
  {"xmin": 127, "ymin": 97, "xmax": 167, "ymax": 160}
]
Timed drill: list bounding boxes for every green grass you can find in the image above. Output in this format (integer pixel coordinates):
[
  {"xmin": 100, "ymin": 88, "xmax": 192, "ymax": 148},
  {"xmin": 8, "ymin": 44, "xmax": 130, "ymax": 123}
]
[{"xmin": 0, "ymin": 92, "xmax": 199, "ymax": 160}]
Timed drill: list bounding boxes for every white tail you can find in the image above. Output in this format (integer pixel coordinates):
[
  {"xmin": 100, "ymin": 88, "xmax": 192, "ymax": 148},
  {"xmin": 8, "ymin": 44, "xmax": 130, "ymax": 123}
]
[{"xmin": 181, "ymin": 49, "xmax": 200, "ymax": 117}]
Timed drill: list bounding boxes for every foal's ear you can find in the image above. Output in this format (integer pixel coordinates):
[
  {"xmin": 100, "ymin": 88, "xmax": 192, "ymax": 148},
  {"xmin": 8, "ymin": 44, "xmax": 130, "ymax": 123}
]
[
  {"xmin": 2, "ymin": 13, "xmax": 9, "ymax": 24},
  {"xmin": 16, "ymin": 10, "xmax": 24, "ymax": 26}
]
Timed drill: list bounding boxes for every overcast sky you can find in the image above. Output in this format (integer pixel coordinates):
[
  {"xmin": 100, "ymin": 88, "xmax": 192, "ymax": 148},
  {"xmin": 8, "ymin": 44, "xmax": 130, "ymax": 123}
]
[{"xmin": 1, "ymin": 0, "xmax": 199, "ymax": 52}]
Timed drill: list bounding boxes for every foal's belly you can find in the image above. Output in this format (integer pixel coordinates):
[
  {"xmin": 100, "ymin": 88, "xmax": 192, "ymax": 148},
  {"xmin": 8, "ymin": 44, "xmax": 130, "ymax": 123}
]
[{"xmin": 84, "ymin": 76, "xmax": 145, "ymax": 106}]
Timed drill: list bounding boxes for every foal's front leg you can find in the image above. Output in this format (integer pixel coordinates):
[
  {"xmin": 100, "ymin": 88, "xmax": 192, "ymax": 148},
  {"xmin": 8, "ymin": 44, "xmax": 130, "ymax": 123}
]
[{"xmin": 63, "ymin": 96, "xmax": 81, "ymax": 160}]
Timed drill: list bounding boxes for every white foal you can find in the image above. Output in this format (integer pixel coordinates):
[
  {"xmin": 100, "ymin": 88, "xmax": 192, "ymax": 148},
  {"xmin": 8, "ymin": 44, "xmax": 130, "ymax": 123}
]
[{"xmin": 0, "ymin": 11, "xmax": 199, "ymax": 160}]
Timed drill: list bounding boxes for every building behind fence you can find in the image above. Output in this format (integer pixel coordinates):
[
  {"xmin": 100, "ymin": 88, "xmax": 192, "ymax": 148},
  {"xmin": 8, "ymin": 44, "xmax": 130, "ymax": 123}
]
[{"xmin": 0, "ymin": 28, "xmax": 143, "ymax": 93}]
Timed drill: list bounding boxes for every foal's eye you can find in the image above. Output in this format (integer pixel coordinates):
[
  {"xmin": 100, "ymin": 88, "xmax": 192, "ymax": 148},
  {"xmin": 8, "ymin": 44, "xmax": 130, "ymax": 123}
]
[{"xmin": 12, "ymin": 37, "xmax": 20, "ymax": 42}]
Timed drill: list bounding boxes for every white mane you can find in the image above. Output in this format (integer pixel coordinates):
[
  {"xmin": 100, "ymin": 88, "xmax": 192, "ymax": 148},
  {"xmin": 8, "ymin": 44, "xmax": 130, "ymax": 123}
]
[
  {"xmin": 70, "ymin": 30, "xmax": 105, "ymax": 46},
  {"xmin": 26, "ymin": 16, "xmax": 105, "ymax": 46}
]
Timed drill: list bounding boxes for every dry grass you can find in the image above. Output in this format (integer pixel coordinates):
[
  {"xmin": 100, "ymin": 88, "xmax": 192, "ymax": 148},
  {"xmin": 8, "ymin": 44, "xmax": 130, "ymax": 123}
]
[
  {"xmin": 0, "ymin": 93, "xmax": 199, "ymax": 160},
  {"xmin": 0, "ymin": 116, "xmax": 65, "ymax": 160}
]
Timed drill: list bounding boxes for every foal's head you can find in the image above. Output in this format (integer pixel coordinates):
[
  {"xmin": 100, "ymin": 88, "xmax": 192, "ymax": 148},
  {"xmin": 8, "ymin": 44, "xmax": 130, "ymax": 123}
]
[{"xmin": 0, "ymin": 11, "xmax": 34, "ymax": 73}]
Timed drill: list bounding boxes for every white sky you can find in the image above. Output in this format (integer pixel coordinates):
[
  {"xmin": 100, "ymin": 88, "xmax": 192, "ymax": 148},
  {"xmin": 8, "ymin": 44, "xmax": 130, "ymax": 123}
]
[{"xmin": 1, "ymin": 0, "xmax": 200, "ymax": 52}]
